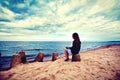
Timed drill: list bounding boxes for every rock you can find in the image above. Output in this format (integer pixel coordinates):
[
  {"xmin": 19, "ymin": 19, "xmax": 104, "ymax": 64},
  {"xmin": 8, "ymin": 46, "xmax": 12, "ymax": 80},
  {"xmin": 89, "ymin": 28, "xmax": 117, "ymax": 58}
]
[
  {"xmin": 10, "ymin": 54, "xmax": 21, "ymax": 68},
  {"xmin": 52, "ymin": 52, "xmax": 59, "ymax": 61},
  {"xmin": 19, "ymin": 51, "xmax": 26, "ymax": 63},
  {"xmin": 72, "ymin": 54, "xmax": 81, "ymax": 62},
  {"xmin": 35, "ymin": 52, "xmax": 44, "ymax": 62}
]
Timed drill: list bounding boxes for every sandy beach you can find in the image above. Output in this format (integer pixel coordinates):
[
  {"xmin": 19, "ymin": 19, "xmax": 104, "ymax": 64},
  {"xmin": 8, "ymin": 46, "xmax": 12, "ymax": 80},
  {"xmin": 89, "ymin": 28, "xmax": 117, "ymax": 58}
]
[{"xmin": 0, "ymin": 44, "xmax": 120, "ymax": 80}]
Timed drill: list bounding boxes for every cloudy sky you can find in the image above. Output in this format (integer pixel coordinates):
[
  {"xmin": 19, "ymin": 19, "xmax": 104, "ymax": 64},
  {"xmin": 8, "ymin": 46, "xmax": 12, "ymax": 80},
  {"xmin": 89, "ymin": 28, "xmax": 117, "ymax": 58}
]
[{"xmin": 0, "ymin": 0, "xmax": 120, "ymax": 41}]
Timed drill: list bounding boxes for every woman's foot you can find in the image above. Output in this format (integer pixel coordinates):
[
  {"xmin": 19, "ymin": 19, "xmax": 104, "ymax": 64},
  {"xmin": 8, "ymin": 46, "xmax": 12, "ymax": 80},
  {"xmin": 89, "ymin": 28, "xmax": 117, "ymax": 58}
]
[{"xmin": 65, "ymin": 58, "xmax": 69, "ymax": 61}]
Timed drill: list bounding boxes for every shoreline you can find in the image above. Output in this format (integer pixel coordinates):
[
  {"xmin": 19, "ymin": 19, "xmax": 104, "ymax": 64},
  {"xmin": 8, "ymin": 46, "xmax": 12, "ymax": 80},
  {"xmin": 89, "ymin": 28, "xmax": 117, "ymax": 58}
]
[
  {"xmin": 0, "ymin": 44, "xmax": 120, "ymax": 71},
  {"xmin": 0, "ymin": 44, "xmax": 120, "ymax": 80}
]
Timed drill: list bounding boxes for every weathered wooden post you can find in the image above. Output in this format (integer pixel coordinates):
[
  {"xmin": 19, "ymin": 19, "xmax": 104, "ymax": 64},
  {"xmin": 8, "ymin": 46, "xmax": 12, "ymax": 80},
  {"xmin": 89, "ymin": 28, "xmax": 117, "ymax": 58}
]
[
  {"xmin": 10, "ymin": 54, "xmax": 21, "ymax": 68},
  {"xmin": 72, "ymin": 54, "xmax": 81, "ymax": 62},
  {"xmin": 35, "ymin": 52, "xmax": 44, "ymax": 62},
  {"xmin": 52, "ymin": 52, "xmax": 59, "ymax": 61},
  {"xmin": 19, "ymin": 51, "xmax": 26, "ymax": 63}
]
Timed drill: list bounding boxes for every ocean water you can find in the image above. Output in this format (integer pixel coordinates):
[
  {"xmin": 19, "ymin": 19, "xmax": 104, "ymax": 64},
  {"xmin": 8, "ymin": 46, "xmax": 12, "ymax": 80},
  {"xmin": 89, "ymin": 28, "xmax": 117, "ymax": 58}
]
[{"xmin": 0, "ymin": 41, "xmax": 120, "ymax": 70}]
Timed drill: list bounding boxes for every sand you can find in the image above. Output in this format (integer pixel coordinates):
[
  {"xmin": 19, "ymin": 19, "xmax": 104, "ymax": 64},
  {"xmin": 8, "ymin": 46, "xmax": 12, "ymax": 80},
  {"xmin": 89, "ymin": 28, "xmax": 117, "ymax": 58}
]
[{"xmin": 0, "ymin": 44, "xmax": 120, "ymax": 80}]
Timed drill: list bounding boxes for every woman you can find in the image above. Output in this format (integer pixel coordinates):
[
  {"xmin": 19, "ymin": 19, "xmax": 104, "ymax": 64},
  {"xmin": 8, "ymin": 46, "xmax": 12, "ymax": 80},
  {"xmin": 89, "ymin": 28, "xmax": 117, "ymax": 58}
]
[{"xmin": 64, "ymin": 33, "xmax": 81, "ymax": 61}]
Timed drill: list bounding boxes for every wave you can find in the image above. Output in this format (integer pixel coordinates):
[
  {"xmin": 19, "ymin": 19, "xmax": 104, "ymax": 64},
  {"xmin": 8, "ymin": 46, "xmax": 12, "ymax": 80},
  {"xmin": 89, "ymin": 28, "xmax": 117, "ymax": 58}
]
[
  {"xmin": 24, "ymin": 48, "xmax": 54, "ymax": 51},
  {"xmin": 26, "ymin": 54, "xmax": 52, "ymax": 57},
  {"xmin": 0, "ymin": 48, "xmax": 54, "ymax": 53},
  {"xmin": 0, "ymin": 49, "xmax": 8, "ymax": 51}
]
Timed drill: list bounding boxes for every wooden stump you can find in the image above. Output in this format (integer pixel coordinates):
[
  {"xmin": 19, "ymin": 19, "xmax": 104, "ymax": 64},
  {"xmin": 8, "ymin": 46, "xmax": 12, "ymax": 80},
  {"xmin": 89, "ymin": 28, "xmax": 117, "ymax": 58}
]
[
  {"xmin": 72, "ymin": 54, "xmax": 81, "ymax": 62},
  {"xmin": 10, "ymin": 54, "xmax": 21, "ymax": 68},
  {"xmin": 35, "ymin": 52, "xmax": 44, "ymax": 62},
  {"xmin": 19, "ymin": 51, "xmax": 26, "ymax": 63},
  {"xmin": 52, "ymin": 52, "xmax": 59, "ymax": 61}
]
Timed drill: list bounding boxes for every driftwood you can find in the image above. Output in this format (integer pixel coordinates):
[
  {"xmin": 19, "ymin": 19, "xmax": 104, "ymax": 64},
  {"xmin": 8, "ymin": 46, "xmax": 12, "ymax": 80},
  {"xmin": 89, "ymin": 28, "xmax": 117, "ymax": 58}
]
[
  {"xmin": 52, "ymin": 52, "xmax": 59, "ymax": 61},
  {"xmin": 72, "ymin": 54, "xmax": 81, "ymax": 62},
  {"xmin": 19, "ymin": 51, "xmax": 26, "ymax": 63},
  {"xmin": 10, "ymin": 54, "xmax": 21, "ymax": 68},
  {"xmin": 35, "ymin": 52, "xmax": 44, "ymax": 62},
  {"xmin": 10, "ymin": 51, "xmax": 26, "ymax": 68}
]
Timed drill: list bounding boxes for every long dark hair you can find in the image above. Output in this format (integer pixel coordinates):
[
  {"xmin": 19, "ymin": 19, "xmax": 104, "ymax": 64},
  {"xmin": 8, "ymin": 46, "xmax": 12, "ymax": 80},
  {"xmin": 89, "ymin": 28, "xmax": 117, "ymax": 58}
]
[{"xmin": 72, "ymin": 33, "xmax": 80, "ymax": 41}]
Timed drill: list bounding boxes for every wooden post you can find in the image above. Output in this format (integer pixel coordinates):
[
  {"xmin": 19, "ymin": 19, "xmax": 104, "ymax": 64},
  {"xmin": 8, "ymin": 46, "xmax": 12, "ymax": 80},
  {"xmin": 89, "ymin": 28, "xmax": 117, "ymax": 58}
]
[
  {"xmin": 72, "ymin": 54, "xmax": 81, "ymax": 62},
  {"xmin": 10, "ymin": 54, "xmax": 21, "ymax": 68},
  {"xmin": 19, "ymin": 51, "xmax": 26, "ymax": 63},
  {"xmin": 35, "ymin": 52, "xmax": 44, "ymax": 62},
  {"xmin": 52, "ymin": 52, "xmax": 59, "ymax": 61}
]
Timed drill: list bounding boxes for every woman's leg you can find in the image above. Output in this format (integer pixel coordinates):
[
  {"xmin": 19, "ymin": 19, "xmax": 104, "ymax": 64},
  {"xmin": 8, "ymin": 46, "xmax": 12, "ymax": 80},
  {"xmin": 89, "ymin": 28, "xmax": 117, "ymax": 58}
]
[{"xmin": 64, "ymin": 48, "xmax": 69, "ymax": 61}]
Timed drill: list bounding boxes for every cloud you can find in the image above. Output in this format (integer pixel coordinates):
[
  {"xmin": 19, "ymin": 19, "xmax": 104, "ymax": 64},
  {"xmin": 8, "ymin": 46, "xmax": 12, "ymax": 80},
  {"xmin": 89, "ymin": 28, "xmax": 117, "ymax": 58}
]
[
  {"xmin": 0, "ymin": 0, "xmax": 120, "ymax": 41},
  {"xmin": 17, "ymin": 3, "xmax": 26, "ymax": 9},
  {"xmin": 0, "ymin": 5, "xmax": 17, "ymax": 21},
  {"xmin": 1, "ymin": 16, "xmax": 47, "ymax": 28}
]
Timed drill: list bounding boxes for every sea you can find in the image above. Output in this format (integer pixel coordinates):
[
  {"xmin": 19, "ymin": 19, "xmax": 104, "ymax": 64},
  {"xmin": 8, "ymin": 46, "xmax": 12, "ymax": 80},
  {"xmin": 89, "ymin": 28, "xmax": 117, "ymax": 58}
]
[{"xmin": 0, "ymin": 41, "xmax": 120, "ymax": 70}]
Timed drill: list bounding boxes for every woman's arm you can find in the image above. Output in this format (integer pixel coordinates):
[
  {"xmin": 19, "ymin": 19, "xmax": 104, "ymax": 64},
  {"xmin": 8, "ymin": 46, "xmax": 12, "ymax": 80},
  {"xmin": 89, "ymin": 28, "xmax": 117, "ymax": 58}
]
[{"xmin": 66, "ymin": 47, "xmax": 72, "ymax": 49}]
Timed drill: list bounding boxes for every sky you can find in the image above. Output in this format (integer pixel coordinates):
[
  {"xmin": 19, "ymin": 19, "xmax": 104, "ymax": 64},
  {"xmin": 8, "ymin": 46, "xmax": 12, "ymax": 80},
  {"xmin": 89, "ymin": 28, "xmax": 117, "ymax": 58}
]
[{"xmin": 0, "ymin": 0, "xmax": 120, "ymax": 41}]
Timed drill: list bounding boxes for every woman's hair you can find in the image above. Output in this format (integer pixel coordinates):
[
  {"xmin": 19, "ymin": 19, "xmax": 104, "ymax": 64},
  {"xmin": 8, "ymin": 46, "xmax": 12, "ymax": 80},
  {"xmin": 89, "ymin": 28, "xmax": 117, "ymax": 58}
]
[{"xmin": 72, "ymin": 33, "xmax": 80, "ymax": 41}]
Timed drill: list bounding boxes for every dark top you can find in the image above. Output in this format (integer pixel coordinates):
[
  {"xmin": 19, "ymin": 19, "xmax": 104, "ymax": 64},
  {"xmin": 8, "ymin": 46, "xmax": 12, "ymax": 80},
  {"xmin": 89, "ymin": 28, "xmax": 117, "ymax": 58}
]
[{"xmin": 66, "ymin": 40, "xmax": 81, "ymax": 55}]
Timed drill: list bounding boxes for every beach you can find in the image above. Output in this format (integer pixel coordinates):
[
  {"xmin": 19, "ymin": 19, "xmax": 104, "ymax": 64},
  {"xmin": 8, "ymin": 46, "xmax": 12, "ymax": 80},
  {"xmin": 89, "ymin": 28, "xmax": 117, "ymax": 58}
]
[{"xmin": 0, "ymin": 44, "xmax": 120, "ymax": 80}]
